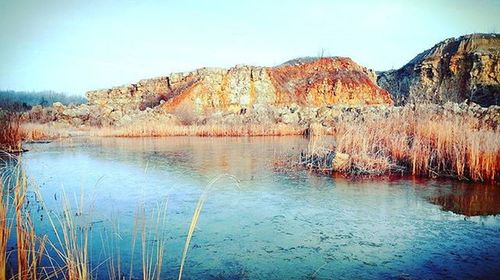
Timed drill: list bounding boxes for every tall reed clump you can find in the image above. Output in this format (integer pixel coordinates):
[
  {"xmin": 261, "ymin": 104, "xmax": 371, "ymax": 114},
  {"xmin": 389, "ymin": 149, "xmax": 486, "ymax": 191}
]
[
  {"xmin": 0, "ymin": 172, "xmax": 12, "ymax": 278},
  {"xmin": 105, "ymin": 200, "xmax": 169, "ymax": 280},
  {"xmin": 0, "ymin": 162, "xmax": 87, "ymax": 279},
  {"xmin": 0, "ymin": 163, "xmax": 47, "ymax": 280},
  {"xmin": 141, "ymin": 201, "xmax": 168, "ymax": 280},
  {"xmin": 13, "ymin": 169, "xmax": 47, "ymax": 279},
  {"xmin": 0, "ymin": 113, "xmax": 22, "ymax": 152},
  {"xmin": 308, "ymin": 105, "xmax": 499, "ymax": 182},
  {"xmin": 99, "ymin": 215, "xmax": 123, "ymax": 280},
  {"xmin": 44, "ymin": 190, "xmax": 90, "ymax": 280}
]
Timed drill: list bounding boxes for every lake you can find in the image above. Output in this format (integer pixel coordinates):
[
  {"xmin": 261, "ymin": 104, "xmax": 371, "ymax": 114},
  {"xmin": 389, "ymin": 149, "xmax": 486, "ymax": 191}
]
[{"xmin": 5, "ymin": 136, "xmax": 500, "ymax": 279}]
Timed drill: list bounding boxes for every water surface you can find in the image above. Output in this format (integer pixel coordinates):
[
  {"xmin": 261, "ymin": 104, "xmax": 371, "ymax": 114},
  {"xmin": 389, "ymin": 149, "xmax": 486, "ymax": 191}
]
[{"xmin": 11, "ymin": 137, "xmax": 500, "ymax": 279}]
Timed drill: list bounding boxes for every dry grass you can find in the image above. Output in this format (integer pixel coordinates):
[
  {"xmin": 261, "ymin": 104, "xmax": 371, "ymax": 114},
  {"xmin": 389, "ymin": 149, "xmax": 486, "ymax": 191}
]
[
  {"xmin": 118, "ymin": 200, "xmax": 169, "ymax": 280},
  {"xmin": 178, "ymin": 174, "xmax": 239, "ymax": 280},
  {"xmin": 99, "ymin": 215, "xmax": 123, "ymax": 280},
  {"xmin": 0, "ymin": 113, "xmax": 22, "ymax": 152},
  {"xmin": 305, "ymin": 105, "xmax": 500, "ymax": 182},
  {"xmin": 142, "ymin": 201, "xmax": 168, "ymax": 280},
  {"xmin": 0, "ymin": 165, "xmax": 97, "ymax": 279},
  {"xmin": 13, "ymin": 169, "xmax": 47, "ymax": 279},
  {"xmin": 94, "ymin": 122, "xmax": 305, "ymax": 137},
  {"xmin": 17, "ymin": 121, "xmax": 305, "ymax": 139},
  {"xmin": 20, "ymin": 123, "xmax": 69, "ymax": 141}
]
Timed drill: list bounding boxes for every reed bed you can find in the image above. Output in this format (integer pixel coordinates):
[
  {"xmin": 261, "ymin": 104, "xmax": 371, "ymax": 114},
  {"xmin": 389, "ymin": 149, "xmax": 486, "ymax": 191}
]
[
  {"xmin": 304, "ymin": 105, "xmax": 500, "ymax": 182},
  {"xmin": 94, "ymin": 122, "xmax": 305, "ymax": 137}
]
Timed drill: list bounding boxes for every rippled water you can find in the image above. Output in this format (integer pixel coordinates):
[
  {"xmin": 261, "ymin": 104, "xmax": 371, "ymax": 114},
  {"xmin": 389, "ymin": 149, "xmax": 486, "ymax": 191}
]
[{"xmin": 6, "ymin": 137, "xmax": 500, "ymax": 279}]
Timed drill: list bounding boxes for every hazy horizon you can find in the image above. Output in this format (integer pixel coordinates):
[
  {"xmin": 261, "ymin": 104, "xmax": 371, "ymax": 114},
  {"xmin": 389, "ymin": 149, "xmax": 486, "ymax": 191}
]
[{"xmin": 1, "ymin": 0, "xmax": 499, "ymax": 96}]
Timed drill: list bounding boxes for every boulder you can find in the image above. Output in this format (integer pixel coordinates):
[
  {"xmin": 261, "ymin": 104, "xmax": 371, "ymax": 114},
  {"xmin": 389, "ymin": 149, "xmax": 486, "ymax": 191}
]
[{"xmin": 333, "ymin": 152, "xmax": 350, "ymax": 170}]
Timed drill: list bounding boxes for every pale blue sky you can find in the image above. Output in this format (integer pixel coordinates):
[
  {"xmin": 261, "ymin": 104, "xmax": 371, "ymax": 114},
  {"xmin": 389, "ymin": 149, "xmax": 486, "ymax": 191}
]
[{"xmin": 0, "ymin": 0, "xmax": 499, "ymax": 95}]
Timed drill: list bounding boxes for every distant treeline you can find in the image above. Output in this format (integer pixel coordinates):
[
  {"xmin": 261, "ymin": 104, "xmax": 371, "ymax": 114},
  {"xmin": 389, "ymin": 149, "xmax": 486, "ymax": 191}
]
[{"xmin": 0, "ymin": 90, "xmax": 86, "ymax": 111}]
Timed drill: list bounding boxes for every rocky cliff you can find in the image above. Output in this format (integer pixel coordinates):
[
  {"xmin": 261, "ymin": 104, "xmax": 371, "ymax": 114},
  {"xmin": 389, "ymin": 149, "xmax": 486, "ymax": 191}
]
[
  {"xmin": 86, "ymin": 57, "xmax": 393, "ymax": 117},
  {"xmin": 31, "ymin": 33, "xmax": 499, "ymax": 128},
  {"xmin": 377, "ymin": 34, "xmax": 500, "ymax": 106}
]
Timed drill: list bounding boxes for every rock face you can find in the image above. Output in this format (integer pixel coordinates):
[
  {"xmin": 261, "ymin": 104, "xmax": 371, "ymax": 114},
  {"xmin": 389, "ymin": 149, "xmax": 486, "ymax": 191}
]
[
  {"xmin": 86, "ymin": 57, "xmax": 393, "ymax": 117},
  {"xmin": 377, "ymin": 34, "xmax": 500, "ymax": 106}
]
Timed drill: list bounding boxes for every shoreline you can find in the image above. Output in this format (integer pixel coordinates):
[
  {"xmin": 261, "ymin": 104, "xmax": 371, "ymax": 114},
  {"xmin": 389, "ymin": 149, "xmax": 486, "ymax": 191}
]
[{"xmin": 3, "ymin": 102, "xmax": 499, "ymax": 184}]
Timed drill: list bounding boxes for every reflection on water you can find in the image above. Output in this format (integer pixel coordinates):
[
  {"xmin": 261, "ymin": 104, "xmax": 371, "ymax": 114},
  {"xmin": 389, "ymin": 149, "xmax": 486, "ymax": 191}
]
[
  {"xmin": 91, "ymin": 136, "xmax": 305, "ymax": 181},
  {"xmin": 423, "ymin": 181, "xmax": 500, "ymax": 216},
  {"xmin": 4, "ymin": 137, "xmax": 500, "ymax": 279}
]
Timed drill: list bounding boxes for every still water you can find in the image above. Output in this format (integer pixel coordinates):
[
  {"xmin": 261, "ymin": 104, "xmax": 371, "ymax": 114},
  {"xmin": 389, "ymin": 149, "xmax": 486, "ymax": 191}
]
[{"xmin": 9, "ymin": 137, "xmax": 500, "ymax": 279}]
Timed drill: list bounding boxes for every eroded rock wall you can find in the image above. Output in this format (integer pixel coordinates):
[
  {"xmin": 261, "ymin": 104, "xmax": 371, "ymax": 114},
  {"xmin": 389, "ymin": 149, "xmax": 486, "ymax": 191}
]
[{"xmin": 377, "ymin": 34, "xmax": 500, "ymax": 106}]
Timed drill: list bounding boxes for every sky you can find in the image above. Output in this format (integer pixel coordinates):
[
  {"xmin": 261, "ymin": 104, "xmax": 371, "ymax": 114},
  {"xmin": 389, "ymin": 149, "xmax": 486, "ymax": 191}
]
[{"xmin": 0, "ymin": 0, "xmax": 499, "ymax": 95}]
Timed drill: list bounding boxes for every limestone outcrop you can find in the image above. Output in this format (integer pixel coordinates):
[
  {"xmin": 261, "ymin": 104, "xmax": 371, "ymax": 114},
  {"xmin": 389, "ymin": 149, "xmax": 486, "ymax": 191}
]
[
  {"xmin": 85, "ymin": 57, "xmax": 393, "ymax": 119},
  {"xmin": 377, "ymin": 34, "xmax": 500, "ymax": 106}
]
